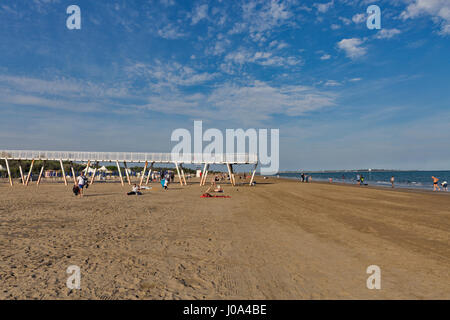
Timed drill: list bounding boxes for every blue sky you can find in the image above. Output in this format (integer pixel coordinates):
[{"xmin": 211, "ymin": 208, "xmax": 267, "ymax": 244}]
[{"xmin": 0, "ymin": 0, "xmax": 449, "ymax": 171}]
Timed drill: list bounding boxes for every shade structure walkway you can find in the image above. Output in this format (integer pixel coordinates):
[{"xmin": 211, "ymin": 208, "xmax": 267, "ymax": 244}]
[{"xmin": 0, "ymin": 150, "xmax": 258, "ymax": 187}]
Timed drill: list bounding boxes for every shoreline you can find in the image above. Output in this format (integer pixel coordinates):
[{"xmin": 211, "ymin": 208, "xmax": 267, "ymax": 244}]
[{"xmin": 272, "ymin": 175, "xmax": 450, "ymax": 194}]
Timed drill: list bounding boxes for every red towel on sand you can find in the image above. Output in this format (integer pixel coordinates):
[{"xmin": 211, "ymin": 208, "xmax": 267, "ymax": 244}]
[{"xmin": 201, "ymin": 193, "xmax": 231, "ymax": 198}]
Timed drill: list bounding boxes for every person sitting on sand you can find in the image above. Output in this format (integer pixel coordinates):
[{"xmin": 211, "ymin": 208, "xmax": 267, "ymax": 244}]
[
  {"xmin": 441, "ymin": 181, "xmax": 448, "ymax": 192},
  {"xmin": 72, "ymin": 185, "xmax": 80, "ymax": 196},
  {"xmin": 127, "ymin": 184, "xmax": 142, "ymax": 196},
  {"xmin": 432, "ymin": 176, "xmax": 440, "ymax": 191},
  {"xmin": 204, "ymin": 182, "xmax": 224, "ymax": 196}
]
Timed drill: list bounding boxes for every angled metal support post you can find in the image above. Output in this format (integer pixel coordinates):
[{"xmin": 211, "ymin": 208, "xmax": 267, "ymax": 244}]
[
  {"xmin": 60, "ymin": 159, "xmax": 67, "ymax": 186},
  {"xmin": 139, "ymin": 161, "xmax": 148, "ymax": 187},
  {"xmin": 116, "ymin": 160, "xmax": 124, "ymax": 186}
]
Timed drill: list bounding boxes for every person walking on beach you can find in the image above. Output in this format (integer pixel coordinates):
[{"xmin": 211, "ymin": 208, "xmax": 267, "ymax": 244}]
[
  {"xmin": 301, "ymin": 173, "xmax": 305, "ymax": 182},
  {"xmin": 390, "ymin": 176, "xmax": 395, "ymax": 188},
  {"xmin": 432, "ymin": 176, "xmax": 440, "ymax": 191},
  {"xmin": 356, "ymin": 174, "xmax": 361, "ymax": 186},
  {"xmin": 77, "ymin": 173, "xmax": 87, "ymax": 197}
]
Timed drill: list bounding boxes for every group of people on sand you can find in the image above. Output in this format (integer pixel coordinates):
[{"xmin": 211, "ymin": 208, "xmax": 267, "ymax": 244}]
[
  {"xmin": 391, "ymin": 175, "xmax": 447, "ymax": 191},
  {"xmin": 300, "ymin": 173, "xmax": 311, "ymax": 183},
  {"xmin": 356, "ymin": 174, "xmax": 366, "ymax": 186},
  {"xmin": 432, "ymin": 176, "xmax": 448, "ymax": 191},
  {"xmin": 73, "ymin": 172, "xmax": 151, "ymax": 198},
  {"xmin": 386, "ymin": 175, "xmax": 447, "ymax": 191},
  {"xmin": 128, "ymin": 171, "xmax": 171, "ymax": 195}
]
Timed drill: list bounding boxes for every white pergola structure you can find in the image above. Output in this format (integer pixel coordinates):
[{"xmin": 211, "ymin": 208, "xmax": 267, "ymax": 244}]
[{"xmin": 0, "ymin": 150, "xmax": 258, "ymax": 187}]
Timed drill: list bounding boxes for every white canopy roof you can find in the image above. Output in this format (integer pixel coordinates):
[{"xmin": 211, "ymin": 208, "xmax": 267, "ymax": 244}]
[{"xmin": 82, "ymin": 167, "xmax": 96, "ymax": 174}]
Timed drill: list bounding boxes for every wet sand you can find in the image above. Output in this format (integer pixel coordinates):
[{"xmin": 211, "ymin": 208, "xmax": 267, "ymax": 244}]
[{"xmin": 0, "ymin": 177, "xmax": 449, "ymax": 299}]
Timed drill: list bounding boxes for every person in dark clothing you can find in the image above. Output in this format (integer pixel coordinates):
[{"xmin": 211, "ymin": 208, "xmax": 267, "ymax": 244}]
[{"xmin": 127, "ymin": 184, "xmax": 142, "ymax": 195}]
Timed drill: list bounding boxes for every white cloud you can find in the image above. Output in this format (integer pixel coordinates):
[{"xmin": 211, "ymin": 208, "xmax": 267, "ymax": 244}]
[
  {"xmin": 339, "ymin": 17, "xmax": 352, "ymax": 25},
  {"xmin": 268, "ymin": 40, "xmax": 289, "ymax": 50},
  {"xmin": 209, "ymin": 81, "xmax": 336, "ymax": 118},
  {"xmin": 0, "ymin": 75, "xmax": 127, "ymax": 113},
  {"xmin": 320, "ymin": 54, "xmax": 331, "ymax": 60},
  {"xmin": 191, "ymin": 4, "xmax": 208, "ymax": 25},
  {"xmin": 229, "ymin": 0, "xmax": 293, "ymax": 42},
  {"xmin": 375, "ymin": 28, "xmax": 402, "ymax": 39},
  {"xmin": 1, "ymin": 4, "xmax": 20, "ymax": 16},
  {"xmin": 276, "ymin": 41, "xmax": 289, "ymax": 50},
  {"xmin": 2, "ymin": 94, "xmax": 101, "ymax": 113},
  {"xmin": 352, "ymin": 13, "xmax": 366, "ymax": 24},
  {"xmin": 125, "ymin": 62, "xmax": 217, "ymax": 87},
  {"xmin": 205, "ymin": 38, "xmax": 231, "ymax": 56},
  {"xmin": 400, "ymin": 0, "xmax": 450, "ymax": 35},
  {"xmin": 0, "ymin": 75, "xmax": 128, "ymax": 99},
  {"xmin": 141, "ymin": 81, "xmax": 336, "ymax": 121},
  {"xmin": 331, "ymin": 24, "xmax": 340, "ymax": 30},
  {"xmin": 160, "ymin": 0, "xmax": 175, "ymax": 6},
  {"xmin": 324, "ymin": 80, "xmax": 341, "ymax": 87},
  {"xmin": 314, "ymin": 1, "xmax": 334, "ymax": 13},
  {"xmin": 32, "ymin": 0, "xmax": 59, "ymax": 12},
  {"xmin": 157, "ymin": 24, "xmax": 186, "ymax": 39},
  {"xmin": 337, "ymin": 38, "xmax": 367, "ymax": 59},
  {"xmin": 224, "ymin": 48, "xmax": 302, "ymax": 67}
]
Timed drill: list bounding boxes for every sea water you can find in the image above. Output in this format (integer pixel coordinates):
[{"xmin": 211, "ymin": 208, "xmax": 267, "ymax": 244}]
[{"xmin": 279, "ymin": 170, "xmax": 450, "ymax": 191}]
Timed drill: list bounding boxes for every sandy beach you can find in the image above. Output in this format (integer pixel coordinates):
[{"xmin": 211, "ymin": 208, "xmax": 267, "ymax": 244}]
[{"xmin": 0, "ymin": 177, "xmax": 449, "ymax": 299}]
